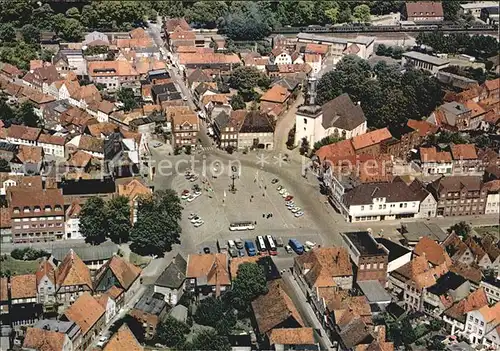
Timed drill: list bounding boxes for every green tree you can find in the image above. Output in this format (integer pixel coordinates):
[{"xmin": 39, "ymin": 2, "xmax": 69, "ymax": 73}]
[
  {"xmin": 117, "ymin": 88, "xmax": 138, "ymax": 111},
  {"xmin": 0, "ymin": 0, "xmax": 36, "ymax": 28},
  {"xmin": 230, "ymin": 94, "xmax": 246, "ymax": 110},
  {"xmin": 430, "ymin": 319, "xmax": 445, "ymax": 331},
  {"xmin": 184, "ymin": 145, "xmax": 192, "ymax": 155},
  {"xmin": 447, "ymin": 221, "xmax": 472, "ymax": 239},
  {"xmin": 231, "ymin": 263, "xmax": 268, "ymax": 311},
  {"xmin": 59, "ymin": 18, "xmax": 84, "ymax": 42},
  {"xmin": 194, "ymin": 296, "xmax": 230, "ymax": 327},
  {"xmin": 105, "ymin": 196, "xmax": 131, "ymax": 244},
  {"xmin": 442, "ymin": 0, "xmax": 461, "ymax": 21},
  {"xmin": 353, "ymin": 4, "xmax": 371, "ymax": 22},
  {"xmin": 338, "ymin": 6, "xmax": 353, "ymax": 23},
  {"xmin": 188, "ymin": 330, "xmax": 231, "ymax": 351},
  {"xmin": 80, "ymin": 196, "xmax": 108, "ymax": 244},
  {"xmin": 376, "ymin": 44, "xmax": 388, "ymax": 56},
  {"xmin": 156, "ymin": 316, "xmax": 190, "ymax": 348},
  {"xmin": 229, "ymin": 66, "xmax": 264, "ymax": 91},
  {"xmin": 391, "ymin": 46, "xmax": 404, "ymax": 59},
  {"xmin": 65, "ymin": 7, "xmax": 81, "ymax": 20},
  {"xmin": 0, "ymin": 23, "xmax": 16, "ymax": 43},
  {"xmin": 31, "ymin": 3, "xmax": 54, "ymax": 30},
  {"xmin": 21, "ymin": 24, "xmax": 40, "ymax": 44},
  {"xmin": 225, "ymin": 3, "xmax": 271, "ymax": 41},
  {"xmin": 0, "ymin": 100, "xmax": 16, "ymax": 126},
  {"xmin": 0, "ymin": 159, "xmax": 10, "ymax": 172},
  {"xmin": 325, "ymin": 7, "xmax": 340, "ymax": 24},
  {"xmin": 130, "ymin": 190, "xmax": 182, "ymax": 256},
  {"xmin": 187, "ymin": 1, "xmax": 228, "ymax": 28},
  {"xmin": 299, "ymin": 137, "xmax": 310, "ymax": 155},
  {"xmin": 16, "ymin": 101, "xmax": 39, "ymax": 127}
]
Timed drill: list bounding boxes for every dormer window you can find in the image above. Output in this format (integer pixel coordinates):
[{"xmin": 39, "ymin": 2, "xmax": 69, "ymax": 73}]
[
  {"xmin": 34, "ymin": 206, "xmax": 41, "ymax": 213},
  {"xmin": 45, "ymin": 206, "xmax": 52, "ymax": 212},
  {"xmin": 23, "ymin": 207, "xmax": 30, "ymax": 213},
  {"xmin": 55, "ymin": 206, "xmax": 62, "ymax": 211},
  {"xmin": 13, "ymin": 207, "xmax": 20, "ymax": 214}
]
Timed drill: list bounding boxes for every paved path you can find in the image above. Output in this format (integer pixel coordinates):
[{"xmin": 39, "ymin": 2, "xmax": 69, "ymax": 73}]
[{"xmin": 274, "ymin": 95, "xmax": 303, "ymax": 152}]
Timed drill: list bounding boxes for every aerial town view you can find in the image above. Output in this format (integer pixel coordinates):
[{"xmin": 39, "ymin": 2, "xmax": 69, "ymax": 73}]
[{"xmin": 0, "ymin": 0, "xmax": 499, "ymax": 350}]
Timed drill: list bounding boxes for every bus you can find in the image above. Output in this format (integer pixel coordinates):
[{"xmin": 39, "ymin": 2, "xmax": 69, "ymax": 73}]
[
  {"xmin": 229, "ymin": 222, "xmax": 255, "ymax": 231},
  {"xmin": 256, "ymin": 236, "xmax": 267, "ymax": 252},
  {"xmin": 265, "ymin": 235, "xmax": 278, "ymax": 256}
]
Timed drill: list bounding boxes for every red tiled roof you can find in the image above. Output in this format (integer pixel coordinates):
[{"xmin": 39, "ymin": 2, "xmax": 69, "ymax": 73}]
[
  {"xmin": 406, "ymin": 1, "xmax": 443, "ymax": 17},
  {"xmin": 64, "ymin": 292, "xmax": 105, "ymax": 334},
  {"xmin": 351, "ymin": 128, "xmax": 392, "ymax": 150},
  {"xmin": 260, "ymin": 85, "xmax": 291, "ymax": 104},
  {"xmin": 407, "ymin": 119, "xmax": 439, "ymax": 137},
  {"xmin": 451, "ymin": 144, "xmax": 477, "ymax": 160},
  {"xmin": 420, "ymin": 147, "xmax": 452, "ymax": 163},
  {"xmin": 23, "ymin": 328, "xmax": 67, "ymax": 351},
  {"xmin": 414, "ymin": 236, "xmax": 451, "ymax": 267},
  {"xmin": 10, "ymin": 274, "xmax": 37, "ymax": 299}
]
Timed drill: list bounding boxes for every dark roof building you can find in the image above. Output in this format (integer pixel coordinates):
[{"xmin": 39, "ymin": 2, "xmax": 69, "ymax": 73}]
[
  {"xmin": 343, "ymin": 181, "xmax": 420, "ymax": 206},
  {"xmin": 154, "ymin": 254, "xmax": 187, "ymax": 290},
  {"xmin": 239, "ymin": 111, "xmax": 275, "ymax": 134},
  {"xmin": 320, "ymin": 93, "xmax": 366, "ymax": 132}
]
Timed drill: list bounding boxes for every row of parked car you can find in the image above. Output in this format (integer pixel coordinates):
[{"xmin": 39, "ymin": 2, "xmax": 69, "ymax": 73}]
[
  {"xmin": 277, "ymin": 185, "xmax": 304, "ymax": 218},
  {"xmin": 206, "ymin": 236, "xmax": 316, "ymax": 257}
]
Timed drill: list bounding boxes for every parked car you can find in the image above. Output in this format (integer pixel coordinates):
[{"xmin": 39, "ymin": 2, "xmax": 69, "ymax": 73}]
[
  {"xmin": 181, "ymin": 193, "xmax": 190, "ymax": 200},
  {"xmin": 285, "ymin": 245, "xmax": 293, "ymax": 253},
  {"xmin": 271, "ymin": 178, "xmax": 279, "ymax": 184},
  {"xmin": 291, "ymin": 207, "xmax": 301, "ymax": 213},
  {"xmin": 194, "ymin": 220, "xmax": 205, "ymax": 227},
  {"xmin": 305, "ymin": 241, "xmax": 316, "ymax": 249},
  {"xmin": 203, "ymin": 247, "xmax": 211, "ymax": 254},
  {"xmin": 187, "ymin": 195, "xmax": 197, "ymax": 202},
  {"xmin": 234, "ymin": 239, "xmax": 244, "ymax": 249},
  {"xmin": 188, "ymin": 213, "xmax": 197, "ymax": 220},
  {"xmin": 276, "ymin": 237, "xmax": 284, "ymax": 247},
  {"xmin": 228, "ymin": 247, "xmax": 238, "ymax": 258},
  {"xmin": 295, "ymin": 211, "xmax": 304, "ymax": 218},
  {"xmin": 279, "ymin": 188, "xmax": 287, "ymax": 195},
  {"xmin": 276, "ymin": 185, "xmax": 283, "ymax": 191},
  {"xmin": 190, "ymin": 216, "xmax": 201, "ymax": 223},
  {"xmin": 285, "ymin": 195, "xmax": 294, "ymax": 201},
  {"xmin": 245, "ymin": 240, "xmax": 256, "ymax": 256},
  {"xmin": 289, "ymin": 239, "xmax": 304, "ymax": 254}
]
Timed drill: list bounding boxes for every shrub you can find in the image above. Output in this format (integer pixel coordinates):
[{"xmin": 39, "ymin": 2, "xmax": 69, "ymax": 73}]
[{"xmin": 11, "ymin": 248, "xmax": 49, "ymax": 261}]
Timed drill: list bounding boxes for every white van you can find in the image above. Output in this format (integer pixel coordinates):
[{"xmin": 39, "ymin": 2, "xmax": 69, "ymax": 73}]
[{"xmin": 228, "ymin": 239, "xmax": 236, "ymax": 248}]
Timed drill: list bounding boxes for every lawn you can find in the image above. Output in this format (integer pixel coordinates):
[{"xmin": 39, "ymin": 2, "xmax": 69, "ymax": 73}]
[
  {"xmin": 474, "ymin": 226, "xmax": 499, "ymax": 238},
  {"xmin": 129, "ymin": 252, "xmax": 152, "ymax": 268},
  {"xmin": 0, "ymin": 256, "xmax": 41, "ymax": 275}
]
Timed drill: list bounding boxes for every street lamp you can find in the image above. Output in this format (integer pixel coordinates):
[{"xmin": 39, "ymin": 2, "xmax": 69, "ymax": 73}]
[{"xmin": 229, "ymin": 173, "xmax": 237, "ymax": 193}]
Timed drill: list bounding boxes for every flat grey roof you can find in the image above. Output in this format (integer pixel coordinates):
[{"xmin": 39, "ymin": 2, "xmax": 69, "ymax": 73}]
[
  {"xmin": 51, "ymin": 241, "xmax": 118, "ymax": 262},
  {"xmin": 134, "ymin": 286, "xmax": 167, "ymax": 316},
  {"xmin": 401, "ymin": 222, "xmax": 447, "ymax": 243},
  {"xmin": 403, "ymin": 51, "xmax": 450, "ymax": 66},
  {"xmin": 460, "ymin": 2, "xmax": 498, "ymax": 10},
  {"xmin": 296, "ymin": 33, "xmax": 375, "ymax": 46},
  {"xmin": 357, "ymin": 280, "xmax": 392, "ymax": 303}
]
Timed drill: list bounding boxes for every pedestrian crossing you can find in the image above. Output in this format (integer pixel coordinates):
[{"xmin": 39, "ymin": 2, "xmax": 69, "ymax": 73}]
[{"xmin": 201, "ymin": 146, "xmax": 216, "ymax": 151}]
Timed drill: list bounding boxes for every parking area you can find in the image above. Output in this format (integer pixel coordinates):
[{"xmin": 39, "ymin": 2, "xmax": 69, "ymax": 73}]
[{"xmin": 172, "ymin": 163, "xmax": 324, "ymax": 258}]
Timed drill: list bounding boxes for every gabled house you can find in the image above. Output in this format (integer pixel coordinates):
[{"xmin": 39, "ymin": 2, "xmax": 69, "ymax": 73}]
[
  {"xmin": 270, "ymin": 48, "xmax": 293, "ymax": 65},
  {"xmin": 463, "ymin": 302, "xmax": 500, "ymax": 348},
  {"xmin": 35, "ymin": 259, "xmax": 56, "ymax": 307},
  {"xmin": 10, "ymin": 145, "xmax": 44, "ymax": 175},
  {"xmin": 103, "ymin": 324, "xmax": 144, "ymax": 351},
  {"xmin": 95, "ymin": 293, "xmax": 117, "ymax": 324},
  {"xmin": 186, "ymin": 253, "xmax": 230, "ymax": 297},
  {"xmin": 388, "ymin": 254, "xmax": 449, "ymax": 312},
  {"xmin": 422, "ymin": 271, "xmax": 470, "ymax": 317},
  {"xmin": 22, "ymin": 326, "xmax": 73, "ymax": 351},
  {"xmin": 295, "ymin": 93, "xmax": 367, "ymax": 146},
  {"xmin": 451, "ymin": 144, "xmax": 483, "ymax": 175},
  {"xmin": 251, "ymin": 279, "xmax": 304, "ymax": 337},
  {"xmin": 4, "ymin": 125, "xmax": 41, "ymax": 146},
  {"xmin": 10, "ymin": 274, "xmax": 41, "ymax": 327},
  {"xmin": 94, "ymin": 255, "xmax": 142, "ymax": 307},
  {"xmin": 55, "ymin": 249, "xmax": 93, "ymax": 306},
  {"xmin": 171, "ymin": 111, "xmax": 199, "ymax": 149},
  {"xmin": 443, "ymin": 287, "xmax": 489, "ymax": 336},
  {"xmin": 154, "ymin": 253, "xmax": 187, "ymax": 305},
  {"xmin": 293, "ymin": 247, "xmax": 353, "ymax": 297},
  {"xmin": 419, "ymin": 146, "xmax": 453, "ymax": 175},
  {"xmin": 63, "ymin": 292, "xmax": 105, "ymax": 351},
  {"xmin": 267, "ymin": 328, "xmax": 319, "ymax": 351},
  {"xmin": 66, "ymin": 134, "xmax": 104, "ymax": 158}
]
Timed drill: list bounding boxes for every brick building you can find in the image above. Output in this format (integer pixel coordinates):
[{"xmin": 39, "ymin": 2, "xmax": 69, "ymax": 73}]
[
  {"xmin": 428, "ymin": 176, "xmax": 487, "ymax": 217},
  {"xmin": 8, "ymin": 187, "xmax": 64, "ymax": 243},
  {"xmin": 342, "ymin": 231, "xmax": 389, "ymax": 284}
]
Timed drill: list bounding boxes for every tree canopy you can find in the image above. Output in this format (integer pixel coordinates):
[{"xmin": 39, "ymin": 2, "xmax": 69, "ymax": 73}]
[
  {"xmin": 186, "ymin": 329, "xmax": 231, "ymax": 351},
  {"xmin": 130, "ymin": 189, "xmax": 182, "ymax": 256},
  {"xmin": 316, "ymin": 56, "xmax": 443, "ymax": 128},
  {"xmin": 230, "ymin": 263, "xmax": 268, "ymax": 311},
  {"xmin": 80, "ymin": 197, "xmax": 108, "ymax": 245},
  {"xmin": 117, "ymin": 87, "xmax": 139, "ymax": 112},
  {"xmin": 156, "ymin": 316, "xmax": 190, "ymax": 348},
  {"xmin": 105, "ymin": 196, "xmax": 131, "ymax": 244}
]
